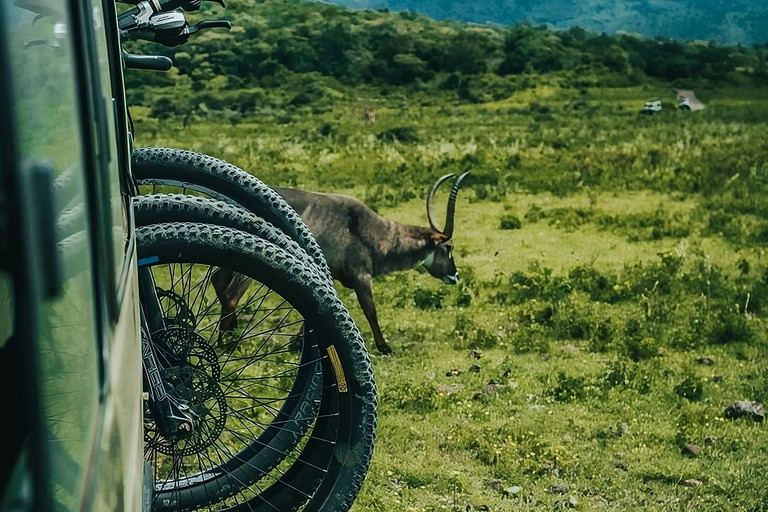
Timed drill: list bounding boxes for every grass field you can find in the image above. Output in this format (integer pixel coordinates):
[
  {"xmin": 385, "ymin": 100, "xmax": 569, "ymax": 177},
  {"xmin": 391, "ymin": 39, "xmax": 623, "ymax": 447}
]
[{"xmin": 136, "ymin": 83, "xmax": 768, "ymax": 511}]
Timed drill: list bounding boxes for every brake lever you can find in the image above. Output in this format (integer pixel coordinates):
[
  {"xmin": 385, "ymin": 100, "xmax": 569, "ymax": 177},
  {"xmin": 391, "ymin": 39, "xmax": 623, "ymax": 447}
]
[
  {"xmin": 186, "ymin": 19, "xmax": 231, "ymax": 34},
  {"xmin": 156, "ymin": 0, "xmax": 226, "ymax": 12},
  {"xmin": 148, "ymin": 19, "xmax": 229, "ymax": 47}
]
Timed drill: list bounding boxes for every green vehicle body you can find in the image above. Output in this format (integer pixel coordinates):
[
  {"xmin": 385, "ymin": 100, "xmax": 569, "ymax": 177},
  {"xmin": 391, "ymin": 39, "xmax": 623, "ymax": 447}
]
[{"xmin": 0, "ymin": 1, "xmax": 145, "ymax": 510}]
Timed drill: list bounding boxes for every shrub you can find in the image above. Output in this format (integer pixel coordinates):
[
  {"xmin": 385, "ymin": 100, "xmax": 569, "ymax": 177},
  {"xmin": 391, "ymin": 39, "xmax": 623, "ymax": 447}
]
[
  {"xmin": 601, "ymin": 359, "xmax": 653, "ymax": 394},
  {"xmin": 553, "ymin": 293, "xmax": 614, "ymax": 345},
  {"xmin": 500, "ymin": 214, "xmax": 522, "ymax": 230},
  {"xmin": 377, "ymin": 126, "xmax": 419, "ymax": 143},
  {"xmin": 495, "ymin": 261, "xmax": 570, "ymax": 305},
  {"xmin": 518, "ymin": 299, "xmax": 555, "ymax": 326},
  {"xmin": 510, "ymin": 323, "xmax": 550, "ymax": 354},
  {"xmin": 568, "ymin": 265, "xmax": 621, "ymax": 303},
  {"xmin": 626, "ymin": 336, "xmax": 660, "ymax": 361},
  {"xmin": 546, "ymin": 371, "xmax": 588, "ymax": 402},
  {"xmin": 529, "ymin": 102, "xmax": 552, "ymax": 114},
  {"xmin": 545, "ymin": 207, "xmax": 593, "ymax": 232},
  {"xmin": 623, "ymin": 316, "xmax": 660, "ymax": 361},
  {"xmin": 413, "ymin": 288, "xmax": 445, "ymax": 310},
  {"xmin": 708, "ymin": 304, "xmax": 752, "ymax": 345},
  {"xmin": 624, "ymin": 252, "xmax": 683, "ymax": 296},
  {"xmin": 453, "ymin": 314, "xmax": 499, "ymax": 349},
  {"xmin": 587, "ymin": 320, "xmax": 616, "ymax": 353},
  {"xmin": 674, "ymin": 374, "xmax": 704, "ymax": 401},
  {"xmin": 524, "ymin": 204, "xmax": 545, "ymax": 223},
  {"xmin": 470, "ymin": 328, "xmax": 500, "ymax": 350},
  {"xmin": 455, "ymin": 290, "xmax": 472, "ymax": 308}
]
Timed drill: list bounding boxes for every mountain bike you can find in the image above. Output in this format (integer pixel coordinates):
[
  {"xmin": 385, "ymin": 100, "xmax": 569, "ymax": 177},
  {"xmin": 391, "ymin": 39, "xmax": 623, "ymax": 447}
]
[{"xmin": 116, "ymin": 1, "xmax": 377, "ymax": 509}]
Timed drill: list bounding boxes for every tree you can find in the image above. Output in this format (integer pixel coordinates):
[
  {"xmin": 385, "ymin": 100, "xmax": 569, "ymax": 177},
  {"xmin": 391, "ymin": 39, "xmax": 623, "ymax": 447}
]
[
  {"xmin": 448, "ymin": 31, "xmax": 494, "ymax": 75},
  {"xmin": 603, "ymin": 45, "xmax": 630, "ymax": 73},
  {"xmin": 498, "ymin": 53, "xmax": 526, "ymax": 75},
  {"xmin": 390, "ymin": 53, "xmax": 430, "ymax": 83}
]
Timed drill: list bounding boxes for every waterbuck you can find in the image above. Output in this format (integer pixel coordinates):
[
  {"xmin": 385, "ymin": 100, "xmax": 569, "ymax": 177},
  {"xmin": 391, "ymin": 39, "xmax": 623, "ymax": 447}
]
[{"xmin": 212, "ymin": 172, "xmax": 470, "ymax": 355}]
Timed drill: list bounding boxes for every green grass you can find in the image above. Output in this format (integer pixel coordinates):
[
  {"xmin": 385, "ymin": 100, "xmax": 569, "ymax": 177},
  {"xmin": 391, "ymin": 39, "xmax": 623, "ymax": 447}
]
[
  {"xmin": 135, "ymin": 84, "xmax": 768, "ymax": 511},
  {"xmin": 351, "ymin": 195, "xmax": 768, "ymax": 511}
]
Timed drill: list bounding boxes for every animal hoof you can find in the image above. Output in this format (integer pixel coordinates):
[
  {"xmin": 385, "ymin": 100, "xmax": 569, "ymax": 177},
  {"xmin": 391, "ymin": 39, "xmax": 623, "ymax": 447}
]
[{"xmin": 376, "ymin": 345, "xmax": 393, "ymax": 356}]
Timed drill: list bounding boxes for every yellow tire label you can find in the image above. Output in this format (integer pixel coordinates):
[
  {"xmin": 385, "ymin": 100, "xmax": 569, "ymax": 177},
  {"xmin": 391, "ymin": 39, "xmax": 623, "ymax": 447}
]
[{"xmin": 327, "ymin": 345, "xmax": 348, "ymax": 393}]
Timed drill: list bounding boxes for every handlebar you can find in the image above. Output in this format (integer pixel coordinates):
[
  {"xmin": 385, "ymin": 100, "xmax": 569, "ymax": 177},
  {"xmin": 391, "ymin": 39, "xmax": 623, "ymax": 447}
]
[
  {"xmin": 117, "ymin": 0, "xmax": 225, "ymax": 14},
  {"xmin": 117, "ymin": 0, "xmax": 226, "ymax": 32},
  {"xmin": 128, "ymin": 17, "xmax": 231, "ymax": 47},
  {"xmin": 118, "ymin": 0, "xmax": 230, "ymax": 47},
  {"xmin": 118, "ymin": 0, "xmax": 231, "ymax": 71},
  {"xmin": 123, "ymin": 53, "xmax": 174, "ymax": 71}
]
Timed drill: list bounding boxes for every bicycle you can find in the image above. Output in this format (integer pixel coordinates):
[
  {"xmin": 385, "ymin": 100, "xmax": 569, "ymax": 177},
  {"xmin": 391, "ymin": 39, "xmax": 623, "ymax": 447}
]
[{"xmin": 116, "ymin": 1, "xmax": 377, "ymax": 509}]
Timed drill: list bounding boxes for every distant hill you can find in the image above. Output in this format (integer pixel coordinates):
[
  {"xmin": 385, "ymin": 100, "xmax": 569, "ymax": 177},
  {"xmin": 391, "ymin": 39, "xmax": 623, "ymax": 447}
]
[
  {"xmin": 326, "ymin": 0, "xmax": 768, "ymax": 45},
  {"xmin": 127, "ymin": 0, "xmax": 768, "ymax": 121}
]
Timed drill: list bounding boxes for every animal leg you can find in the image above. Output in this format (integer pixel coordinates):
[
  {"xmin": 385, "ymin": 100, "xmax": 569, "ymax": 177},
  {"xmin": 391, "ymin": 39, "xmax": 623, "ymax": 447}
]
[
  {"xmin": 211, "ymin": 268, "xmax": 252, "ymax": 347},
  {"xmin": 352, "ymin": 275, "xmax": 392, "ymax": 355}
]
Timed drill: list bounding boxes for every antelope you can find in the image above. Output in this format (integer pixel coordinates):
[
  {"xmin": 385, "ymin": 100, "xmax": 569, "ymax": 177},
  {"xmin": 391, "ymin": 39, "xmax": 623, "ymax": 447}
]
[
  {"xmin": 363, "ymin": 105, "xmax": 376, "ymax": 124},
  {"xmin": 211, "ymin": 172, "xmax": 470, "ymax": 355}
]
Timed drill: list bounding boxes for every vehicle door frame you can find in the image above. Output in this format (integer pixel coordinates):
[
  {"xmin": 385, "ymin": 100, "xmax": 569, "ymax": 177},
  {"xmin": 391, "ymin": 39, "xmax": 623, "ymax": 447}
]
[{"xmin": 0, "ymin": 0, "xmax": 142, "ymax": 509}]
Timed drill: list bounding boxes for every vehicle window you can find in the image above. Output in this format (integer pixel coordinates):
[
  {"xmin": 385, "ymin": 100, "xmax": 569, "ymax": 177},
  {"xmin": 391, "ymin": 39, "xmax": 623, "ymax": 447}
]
[
  {"xmin": 89, "ymin": 0, "xmax": 130, "ymax": 295},
  {"xmin": 2, "ymin": 0, "xmax": 100, "ymax": 506}
]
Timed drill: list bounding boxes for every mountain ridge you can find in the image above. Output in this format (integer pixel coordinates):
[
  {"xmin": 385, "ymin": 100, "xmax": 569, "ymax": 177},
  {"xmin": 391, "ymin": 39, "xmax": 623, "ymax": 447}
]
[{"xmin": 324, "ymin": 0, "xmax": 768, "ymax": 45}]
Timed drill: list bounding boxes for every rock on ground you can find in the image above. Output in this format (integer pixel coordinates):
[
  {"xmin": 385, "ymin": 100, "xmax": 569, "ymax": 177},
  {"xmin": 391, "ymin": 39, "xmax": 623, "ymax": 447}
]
[{"xmin": 724, "ymin": 400, "xmax": 765, "ymax": 422}]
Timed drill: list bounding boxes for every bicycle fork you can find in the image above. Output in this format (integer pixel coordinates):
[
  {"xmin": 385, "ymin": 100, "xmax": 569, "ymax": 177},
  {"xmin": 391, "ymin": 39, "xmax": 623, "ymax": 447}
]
[{"xmin": 139, "ymin": 267, "xmax": 196, "ymax": 440}]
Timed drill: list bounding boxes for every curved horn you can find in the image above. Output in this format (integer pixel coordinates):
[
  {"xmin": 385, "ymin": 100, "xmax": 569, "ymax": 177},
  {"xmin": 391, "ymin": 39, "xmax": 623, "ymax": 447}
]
[
  {"xmin": 426, "ymin": 173, "xmax": 455, "ymax": 232},
  {"xmin": 442, "ymin": 171, "xmax": 470, "ymax": 239}
]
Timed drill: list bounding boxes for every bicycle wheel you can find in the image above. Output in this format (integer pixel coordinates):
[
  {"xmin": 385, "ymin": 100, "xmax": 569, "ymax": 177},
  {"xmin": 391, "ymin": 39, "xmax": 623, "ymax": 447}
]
[
  {"xmin": 138, "ymin": 223, "xmax": 376, "ymax": 511},
  {"xmin": 134, "ymin": 193, "xmax": 320, "ymax": 279},
  {"xmin": 134, "ymin": 193, "xmax": 328, "ymax": 336},
  {"xmin": 135, "ymin": 193, "xmax": 324, "ymax": 492},
  {"xmin": 131, "ymin": 147, "xmax": 332, "ymax": 280}
]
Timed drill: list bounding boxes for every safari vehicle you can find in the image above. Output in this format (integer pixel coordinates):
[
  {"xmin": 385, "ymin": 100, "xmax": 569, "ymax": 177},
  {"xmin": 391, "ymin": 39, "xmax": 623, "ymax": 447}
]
[
  {"xmin": 642, "ymin": 99, "xmax": 663, "ymax": 114},
  {"xmin": 0, "ymin": 0, "xmax": 146, "ymax": 510}
]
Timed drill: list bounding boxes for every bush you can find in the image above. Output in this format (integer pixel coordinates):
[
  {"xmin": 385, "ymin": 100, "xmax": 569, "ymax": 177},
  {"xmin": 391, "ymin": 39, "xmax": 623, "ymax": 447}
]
[
  {"xmin": 510, "ymin": 323, "xmax": 550, "ymax": 354},
  {"xmin": 453, "ymin": 314, "xmax": 499, "ymax": 349},
  {"xmin": 413, "ymin": 288, "xmax": 444, "ymax": 310},
  {"xmin": 568, "ymin": 265, "xmax": 621, "ymax": 303},
  {"xmin": 518, "ymin": 299, "xmax": 555, "ymax": 326},
  {"xmin": 674, "ymin": 374, "xmax": 704, "ymax": 401},
  {"xmin": 553, "ymin": 293, "xmax": 614, "ymax": 345},
  {"xmin": 377, "ymin": 126, "xmax": 419, "ymax": 143},
  {"xmin": 524, "ymin": 204, "xmax": 545, "ymax": 223},
  {"xmin": 546, "ymin": 371, "xmax": 588, "ymax": 402},
  {"xmin": 601, "ymin": 359, "xmax": 653, "ymax": 394},
  {"xmin": 708, "ymin": 304, "xmax": 753, "ymax": 345},
  {"xmin": 624, "ymin": 321, "xmax": 660, "ymax": 361},
  {"xmin": 500, "ymin": 214, "xmax": 522, "ymax": 230},
  {"xmin": 495, "ymin": 261, "xmax": 570, "ymax": 305}
]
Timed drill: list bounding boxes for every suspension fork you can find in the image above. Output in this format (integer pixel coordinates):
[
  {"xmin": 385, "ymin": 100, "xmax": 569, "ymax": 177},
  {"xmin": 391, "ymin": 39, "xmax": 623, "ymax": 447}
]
[
  {"xmin": 139, "ymin": 266, "xmax": 195, "ymax": 438},
  {"xmin": 139, "ymin": 265, "xmax": 166, "ymax": 333}
]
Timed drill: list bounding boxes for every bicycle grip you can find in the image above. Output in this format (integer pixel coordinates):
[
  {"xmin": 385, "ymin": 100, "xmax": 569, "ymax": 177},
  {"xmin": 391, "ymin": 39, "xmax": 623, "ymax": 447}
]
[
  {"xmin": 195, "ymin": 20, "xmax": 231, "ymax": 30},
  {"xmin": 123, "ymin": 53, "xmax": 173, "ymax": 71}
]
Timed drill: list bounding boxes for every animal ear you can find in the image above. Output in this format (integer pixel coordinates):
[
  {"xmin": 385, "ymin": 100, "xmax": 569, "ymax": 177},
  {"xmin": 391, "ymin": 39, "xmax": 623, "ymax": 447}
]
[{"xmin": 430, "ymin": 233, "xmax": 449, "ymax": 244}]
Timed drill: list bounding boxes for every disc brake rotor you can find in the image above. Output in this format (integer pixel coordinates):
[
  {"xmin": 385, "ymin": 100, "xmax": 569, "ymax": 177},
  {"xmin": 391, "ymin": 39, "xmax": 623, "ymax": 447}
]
[
  {"xmin": 150, "ymin": 366, "xmax": 227, "ymax": 456},
  {"xmin": 156, "ymin": 287, "xmax": 197, "ymax": 331},
  {"xmin": 145, "ymin": 328, "xmax": 227, "ymax": 455},
  {"xmin": 153, "ymin": 327, "xmax": 221, "ymax": 380}
]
